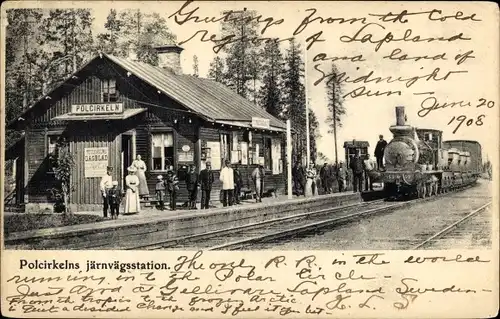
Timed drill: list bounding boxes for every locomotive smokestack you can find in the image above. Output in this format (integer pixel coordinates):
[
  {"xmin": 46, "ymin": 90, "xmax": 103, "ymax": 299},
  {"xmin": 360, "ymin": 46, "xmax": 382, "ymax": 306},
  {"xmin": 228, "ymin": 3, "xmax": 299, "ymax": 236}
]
[{"xmin": 396, "ymin": 106, "xmax": 406, "ymax": 126}]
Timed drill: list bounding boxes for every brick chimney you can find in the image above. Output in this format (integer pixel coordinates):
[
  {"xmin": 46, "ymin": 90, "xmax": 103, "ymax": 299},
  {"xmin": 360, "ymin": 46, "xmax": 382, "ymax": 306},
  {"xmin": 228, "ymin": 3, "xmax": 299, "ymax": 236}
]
[{"xmin": 155, "ymin": 44, "xmax": 184, "ymax": 75}]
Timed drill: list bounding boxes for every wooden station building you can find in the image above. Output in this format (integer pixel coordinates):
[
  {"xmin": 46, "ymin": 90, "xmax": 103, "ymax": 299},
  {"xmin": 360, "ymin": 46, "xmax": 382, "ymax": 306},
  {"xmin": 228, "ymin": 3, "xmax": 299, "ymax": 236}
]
[{"xmin": 6, "ymin": 45, "xmax": 287, "ymax": 212}]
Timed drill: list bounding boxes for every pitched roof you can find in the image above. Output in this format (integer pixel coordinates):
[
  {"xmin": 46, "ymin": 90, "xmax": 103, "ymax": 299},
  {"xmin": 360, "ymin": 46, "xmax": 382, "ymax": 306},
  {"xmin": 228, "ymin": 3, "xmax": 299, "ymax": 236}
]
[
  {"xmin": 105, "ymin": 54, "xmax": 286, "ymax": 129},
  {"xmin": 8, "ymin": 53, "xmax": 287, "ymax": 131}
]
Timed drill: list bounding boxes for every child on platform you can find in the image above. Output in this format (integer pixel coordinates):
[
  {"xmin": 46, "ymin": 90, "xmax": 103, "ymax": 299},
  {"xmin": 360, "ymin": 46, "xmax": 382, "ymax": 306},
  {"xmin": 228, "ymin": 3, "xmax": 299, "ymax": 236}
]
[
  {"xmin": 155, "ymin": 175, "xmax": 166, "ymax": 210},
  {"xmin": 166, "ymin": 170, "xmax": 179, "ymax": 211},
  {"xmin": 108, "ymin": 181, "xmax": 123, "ymax": 219}
]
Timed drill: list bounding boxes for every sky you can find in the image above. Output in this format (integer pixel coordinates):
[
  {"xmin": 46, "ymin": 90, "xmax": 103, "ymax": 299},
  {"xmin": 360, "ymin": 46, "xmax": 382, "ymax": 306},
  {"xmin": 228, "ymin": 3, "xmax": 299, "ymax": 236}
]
[{"xmin": 9, "ymin": 1, "xmax": 498, "ymax": 164}]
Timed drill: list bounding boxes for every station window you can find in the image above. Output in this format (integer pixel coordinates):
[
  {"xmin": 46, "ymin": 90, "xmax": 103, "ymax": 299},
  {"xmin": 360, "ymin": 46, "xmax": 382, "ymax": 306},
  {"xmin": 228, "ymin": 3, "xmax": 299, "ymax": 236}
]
[
  {"xmin": 102, "ymin": 79, "xmax": 118, "ymax": 102},
  {"xmin": 151, "ymin": 133, "xmax": 174, "ymax": 171}
]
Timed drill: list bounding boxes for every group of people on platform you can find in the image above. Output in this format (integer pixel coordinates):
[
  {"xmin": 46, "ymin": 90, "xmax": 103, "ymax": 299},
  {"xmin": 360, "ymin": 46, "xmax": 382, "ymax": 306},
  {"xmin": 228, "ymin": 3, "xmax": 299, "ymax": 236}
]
[
  {"xmin": 99, "ymin": 155, "xmax": 149, "ymax": 219},
  {"xmin": 99, "ymin": 135, "xmax": 388, "ymax": 218},
  {"xmin": 155, "ymin": 159, "xmax": 268, "ymax": 211},
  {"xmin": 99, "ymin": 156, "xmax": 271, "ymax": 218},
  {"xmin": 292, "ymin": 135, "xmax": 388, "ymax": 195}
]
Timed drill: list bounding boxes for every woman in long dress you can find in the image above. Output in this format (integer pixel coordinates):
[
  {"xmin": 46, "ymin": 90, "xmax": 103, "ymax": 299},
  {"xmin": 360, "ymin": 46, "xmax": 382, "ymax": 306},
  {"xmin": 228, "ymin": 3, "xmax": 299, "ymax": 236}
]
[
  {"xmin": 125, "ymin": 166, "xmax": 141, "ymax": 214},
  {"xmin": 305, "ymin": 163, "xmax": 317, "ymax": 197},
  {"xmin": 132, "ymin": 155, "xmax": 149, "ymax": 198}
]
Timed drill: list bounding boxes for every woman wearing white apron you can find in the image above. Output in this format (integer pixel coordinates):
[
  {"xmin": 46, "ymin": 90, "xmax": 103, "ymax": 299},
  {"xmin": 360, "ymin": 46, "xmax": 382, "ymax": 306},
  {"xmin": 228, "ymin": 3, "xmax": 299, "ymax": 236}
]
[
  {"xmin": 124, "ymin": 166, "xmax": 141, "ymax": 214},
  {"xmin": 305, "ymin": 164, "xmax": 317, "ymax": 197},
  {"xmin": 132, "ymin": 155, "xmax": 150, "ymax": 198}
]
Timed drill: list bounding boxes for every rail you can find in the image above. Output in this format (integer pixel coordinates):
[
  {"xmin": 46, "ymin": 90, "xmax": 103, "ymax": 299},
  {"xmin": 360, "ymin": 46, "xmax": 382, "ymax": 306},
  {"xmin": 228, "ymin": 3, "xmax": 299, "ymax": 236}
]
[{"xmin": 412, "ymin": 201, "xmax": 492, "ymax": 250}]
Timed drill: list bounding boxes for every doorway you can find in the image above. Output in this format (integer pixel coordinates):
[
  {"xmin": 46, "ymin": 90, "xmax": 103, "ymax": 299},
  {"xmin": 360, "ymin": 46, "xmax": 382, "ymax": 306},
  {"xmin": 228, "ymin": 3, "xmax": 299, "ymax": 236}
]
[{"xmin": 121, "ymin": 134, "xmax": 134, "ymax": 186}]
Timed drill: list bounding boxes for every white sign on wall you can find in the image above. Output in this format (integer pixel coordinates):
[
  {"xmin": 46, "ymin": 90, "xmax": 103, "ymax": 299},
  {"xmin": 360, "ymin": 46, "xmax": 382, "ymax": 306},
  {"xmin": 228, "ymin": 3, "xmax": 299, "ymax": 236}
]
[
  {"xmin": 72, "ymin": 103, "xmax": 123, "ymax": 115},
  {"xmin": 251, "ymin": 117, "xmax": 270, "ymax": 129},
  {"xmin": 84, "ymin": 147, "xmax": 109, "ymax": 178},
  {"xmin": 206, "ymin": 141, "xmax": 221, "ymax": 170}
]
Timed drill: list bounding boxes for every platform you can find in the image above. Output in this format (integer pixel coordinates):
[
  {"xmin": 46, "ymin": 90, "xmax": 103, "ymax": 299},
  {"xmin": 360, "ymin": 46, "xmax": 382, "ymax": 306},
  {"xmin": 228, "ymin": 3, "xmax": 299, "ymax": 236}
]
[{"xmin": 5, "ymin": 191, "xmax": 380, "ymax": 250}]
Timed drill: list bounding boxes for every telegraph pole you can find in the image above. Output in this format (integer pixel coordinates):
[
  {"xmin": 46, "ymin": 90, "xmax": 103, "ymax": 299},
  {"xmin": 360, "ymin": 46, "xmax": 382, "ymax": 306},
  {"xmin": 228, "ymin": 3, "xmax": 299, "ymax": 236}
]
[
  {"xmin": 305, "ymin": 45, "xmax": 311, "ymax": 166},
  {"xmin": 332, "ymin": 79, "xmax": 338, "ymax": 166},
  {"xmin": 287, "ymin": 119, "xmax": 292, "ymax": 199}
]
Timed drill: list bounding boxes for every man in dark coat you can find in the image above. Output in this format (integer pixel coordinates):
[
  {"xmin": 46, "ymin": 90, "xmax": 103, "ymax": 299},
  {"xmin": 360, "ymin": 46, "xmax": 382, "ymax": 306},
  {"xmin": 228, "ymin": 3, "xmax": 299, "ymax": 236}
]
[
  {"xmin": 349, "ymin": 151, "xmax": 364, "ymax": 193},
  {"xmin": 375, "ymin": 135, "xmax": 388, "ymax": 170},
  {"xmin": 198, "ymin": 161, "xmax": 214, "ymax": 209},
  {"xmin": 319, "ymin": 163, "xmax": 330, "ymax": 194},
  {"xmin": 293, "ymin": 161, "xmax": 306, "ymax": 196},
  {"xmin": 186, "ymin": 164, "xmax": 199, "ymax": 209},
  {"xmin": 233, "ymin": 162, "xmax": 243, "ymax": 204}
]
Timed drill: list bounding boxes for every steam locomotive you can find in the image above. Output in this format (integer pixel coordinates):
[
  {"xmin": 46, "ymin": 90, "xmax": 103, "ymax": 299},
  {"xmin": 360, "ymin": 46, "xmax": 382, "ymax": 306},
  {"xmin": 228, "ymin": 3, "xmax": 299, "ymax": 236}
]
[{"xmin": 376, "ymin": 106, "xmax": 482, "ymax": 199}]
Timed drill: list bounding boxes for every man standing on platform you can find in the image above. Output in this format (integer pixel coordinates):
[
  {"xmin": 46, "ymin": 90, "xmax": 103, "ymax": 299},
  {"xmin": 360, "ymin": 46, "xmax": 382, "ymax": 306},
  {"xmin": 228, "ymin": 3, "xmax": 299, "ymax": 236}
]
[
  {"xmin": 375, "ymin": 135, "xmax": 387, "ymax": 170},
  {"xmin": 219, "ymin": 159, "xmax": 234, "ymax": 207},
  {"xmin": 233, "ymin": 161, "xmax": 243, "ymax": 205},
  {"xmin": 337, "ymin": 162, "xmax": 346, "ymax": 192},
  {"xmin": 363, "ymin": 154, "xmax": 375, "ymax": 191},
  {"xmin": 252, "ymin": 161, "xmax": 265, "ymax": 202},
  {"xmin": 294, "ymin": 161, "xmax": 306, "ymax": 196},
  {"xmin": 99, "ymin": 166, "xmax": 113, "ymax": 218},
  {"xmin": 199, "ymin": 161, "xmax": 214, "ymax": 209},
  {"xmin": 349, "ymin": 151, "xmax": 364, "ymax": 193},
  {"xmin": 320, "ymin": 163, "xmax": 330, "ymax": 194},
  {"xmin": 186, "ymin": 164, "xmax": 199, "ymax": 209}
]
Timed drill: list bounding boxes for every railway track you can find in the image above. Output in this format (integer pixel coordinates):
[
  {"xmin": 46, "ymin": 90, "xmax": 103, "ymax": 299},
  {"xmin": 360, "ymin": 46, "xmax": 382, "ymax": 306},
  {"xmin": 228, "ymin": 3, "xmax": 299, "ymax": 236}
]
[
  {"xmin": 128, "ymin": 199, "xmax": 386, "ymax": 250},
  {"xmin": 128, "ymin": 187, "xmax": 468, "ymax": 250},
  {"xmin": 412, "ymin": 201, "xmax": 492, "ymax": 250}
]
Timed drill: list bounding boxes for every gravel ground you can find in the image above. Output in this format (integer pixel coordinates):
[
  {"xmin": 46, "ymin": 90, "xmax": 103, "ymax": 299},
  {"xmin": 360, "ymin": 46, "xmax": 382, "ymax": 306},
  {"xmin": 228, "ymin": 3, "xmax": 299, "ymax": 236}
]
[{"xmin": 250, "ymin": 180, "xmax": 492, "ymax": 250}]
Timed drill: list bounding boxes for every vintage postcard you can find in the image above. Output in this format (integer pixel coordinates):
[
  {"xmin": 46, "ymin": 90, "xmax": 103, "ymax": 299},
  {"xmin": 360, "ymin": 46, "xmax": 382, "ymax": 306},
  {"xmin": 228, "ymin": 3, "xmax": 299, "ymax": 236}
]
[{"xmin": 1, "ymin": 0, "xmax": 499, "ymax": 318}]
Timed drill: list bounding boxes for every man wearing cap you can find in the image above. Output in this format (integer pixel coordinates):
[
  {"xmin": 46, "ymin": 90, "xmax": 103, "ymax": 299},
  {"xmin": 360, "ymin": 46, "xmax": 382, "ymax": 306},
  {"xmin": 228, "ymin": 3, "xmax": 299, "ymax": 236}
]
[
  {"xmin": 199, "ymin": 161, "xmax": 214, "ymax": 209},
  {"xmin": 251, "ymin": 160, "xmax": 265, "ymax": 202},
  {"xmin": 233, "ymin": 161, "xmax": 243, "ymax": 205},
  {"xmin": 186, "ymin": 164, "xmax": 199, "ymax": 209},
  {"xmin": 100, "ymin": 166, "xmax": 113, "ymax": 218},
  {"xmin": 375, "ymin": 135, "xmax": 387, "ymax": 170},
  {"xmin": 363, "ymin": 154, "xmax": 375, "ymax": 191},
  {"xmin": 349, "ymin": 150, "xmax": 364, "ymax": 193},
  {"xmin": 219, "ymin": 159, "xmax": 234, "ymax": 207}
]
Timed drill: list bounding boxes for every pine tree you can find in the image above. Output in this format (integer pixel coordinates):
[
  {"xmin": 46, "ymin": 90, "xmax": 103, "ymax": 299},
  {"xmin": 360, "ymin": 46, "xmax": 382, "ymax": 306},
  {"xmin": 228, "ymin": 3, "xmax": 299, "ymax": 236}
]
[
  {"xmin": 219, "ymin": 9, "xmax": 261, "ymax": 98},
  {"xmin": 5, "ymin": 9, "xmax": 43, "ymax": 148},
  {"xmin": 257, "ymin": 39, "xmax": 284, "ymax": 117},
  {"xmin": 325, "ymin": 62, "xmax": 345, "ymax": 165},
  {"xmin": 282, "ymin": 39, "xmax": 306, "ymax": 163},
  {"xmin": 281, "ymin": 38, "xmax": 320, "ymax": 165},
  {"xmin": 208, "ymin": 56, "xmax": 226, "ymax": 84},
  {"xmin": 41, "ymin": 9, "xmax": 94, "ymax": 74},
  {"xmin": 96, "ymin": 9, "xmax": 176, "ymax": 65},
  {"xmin": 95, "ymin": 9, "xmax": 123, "ymax": 56}
]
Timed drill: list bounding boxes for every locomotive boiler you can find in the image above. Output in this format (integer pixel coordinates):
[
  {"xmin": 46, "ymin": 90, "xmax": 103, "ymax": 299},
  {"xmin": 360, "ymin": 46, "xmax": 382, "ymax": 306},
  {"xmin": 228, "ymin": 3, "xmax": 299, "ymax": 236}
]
[{"xmin": 381, "ymin": 106, "xmax": 482, "ymax": 199}]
